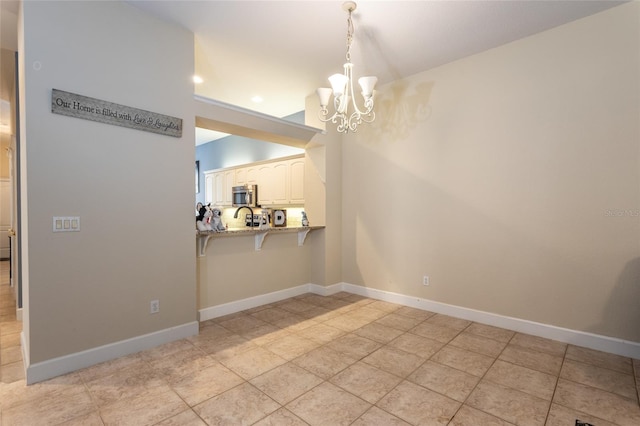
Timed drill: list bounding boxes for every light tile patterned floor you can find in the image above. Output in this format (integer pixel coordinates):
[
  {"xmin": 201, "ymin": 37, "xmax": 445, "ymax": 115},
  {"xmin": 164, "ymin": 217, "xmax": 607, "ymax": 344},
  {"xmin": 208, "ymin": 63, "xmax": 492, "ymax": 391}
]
[
  {"xmin": 0, "ymin": 260, "xmax": 24, "ymax": 387},
  {"xmin": 1, "ymin": 260, "xmax": 639, "ymax": 425}
]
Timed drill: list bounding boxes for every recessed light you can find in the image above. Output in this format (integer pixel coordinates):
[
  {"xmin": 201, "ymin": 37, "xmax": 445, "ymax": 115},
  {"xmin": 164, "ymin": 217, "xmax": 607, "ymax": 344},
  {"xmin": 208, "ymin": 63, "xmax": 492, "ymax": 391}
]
[
  {"xmin": 251, "ymin": 96, "xmax": 263, "ymax": 103},
  {"xmin": 193, "ymin": 75, "xmax": 203, "ymax": 84}
]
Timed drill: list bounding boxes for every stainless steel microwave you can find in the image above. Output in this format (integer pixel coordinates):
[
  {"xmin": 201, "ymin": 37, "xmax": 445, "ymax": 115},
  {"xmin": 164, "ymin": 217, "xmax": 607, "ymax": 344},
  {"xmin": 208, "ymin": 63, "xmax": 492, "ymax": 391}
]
[{"xmin": 232, "ymin": 184, "xmax": 259, "ymax": 207}]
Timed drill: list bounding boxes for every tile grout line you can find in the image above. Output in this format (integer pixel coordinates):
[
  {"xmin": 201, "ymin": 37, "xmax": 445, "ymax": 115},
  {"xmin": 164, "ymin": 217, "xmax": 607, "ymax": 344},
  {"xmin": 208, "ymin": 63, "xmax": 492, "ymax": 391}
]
[
  {"xmin": 547, "ymin": 350, "xmax": 615, "ymax": 426},
  {"xmin": 543, "ymin": 340, "xmax": 568, "ymax": 425},
  {"xmin": 446, "ymin": 322, "xmax": 516, "ymax": 425},
  {"xmin": 201, "ymin": 300, "xmax": 375, "ymax": 424},
  {"xmin": 253, "ymin": 303, "xmax": 402, "ymax": 423},
  {"xmin": 244, "ymin": 302, "xmax": 378, "ymax": 425},
  {"xmin": 246, "ymin": 304, "xmax": 433, "ymax": 425},
  {"xmin": 340, "ymin": 308, "xmax": 445, "ymax": 425},
  {"xmin": 285, "ymin": 306, "xmax": 398, "ymax": 424},
  {"xmin": 347, "ymin": 309, "xmax": 438, "ymax": 425}
]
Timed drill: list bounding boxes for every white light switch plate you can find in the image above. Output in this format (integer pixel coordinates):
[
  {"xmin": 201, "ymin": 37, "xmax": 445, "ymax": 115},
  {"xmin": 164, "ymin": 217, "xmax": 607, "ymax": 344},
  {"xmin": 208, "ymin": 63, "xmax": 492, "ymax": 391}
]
[{"xmin": 53, "ymin": 216, "xmax": 80, "ymax": 232}]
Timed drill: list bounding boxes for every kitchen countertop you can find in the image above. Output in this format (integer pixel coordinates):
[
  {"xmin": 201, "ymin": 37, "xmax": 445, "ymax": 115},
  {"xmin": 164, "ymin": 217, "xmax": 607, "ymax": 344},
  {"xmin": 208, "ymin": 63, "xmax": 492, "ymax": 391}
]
[
  {"xmin": 197, "ymin": 225, "xmax": 324, "ymax": 236},
  {"xmin": 196, "ymin": 225, "xmax": 324, "ymax": 255}
]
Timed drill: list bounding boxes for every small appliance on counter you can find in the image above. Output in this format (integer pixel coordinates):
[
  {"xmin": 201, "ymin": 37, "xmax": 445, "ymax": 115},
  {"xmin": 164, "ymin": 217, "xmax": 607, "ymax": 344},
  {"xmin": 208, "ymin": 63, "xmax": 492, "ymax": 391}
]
[
  {"xmin": 273, "ymin": 209, "xmax": 287, "ymax": 227},
  {"xmin": 244, "ymin": 214, "xmax": 262, "ymax": 227},
  {"xmin": 260, "ymin": 209, "xmax": 272, "ymax": 230},
  {"xmin": 232, "ymin": 184, "xmax": 258, "ymax": 208},
  {"xmin": 244, "ymin": 209, "xmax": 271, "ymax": 228}
]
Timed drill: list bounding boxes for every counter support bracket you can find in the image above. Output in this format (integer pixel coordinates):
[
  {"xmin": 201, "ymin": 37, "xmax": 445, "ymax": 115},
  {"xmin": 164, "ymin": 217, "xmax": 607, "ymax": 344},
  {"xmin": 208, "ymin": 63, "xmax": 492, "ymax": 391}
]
[
  {"xmin": 298, "ymin": 228, "xmax": 311, "ymax": 246},
  {"xmin": 198, "ymin": 235, "xmax": 213, "ymax": 257},
  {"xmin": 255, "ymin": 231, "xmax": 268, "ymax": 251}
]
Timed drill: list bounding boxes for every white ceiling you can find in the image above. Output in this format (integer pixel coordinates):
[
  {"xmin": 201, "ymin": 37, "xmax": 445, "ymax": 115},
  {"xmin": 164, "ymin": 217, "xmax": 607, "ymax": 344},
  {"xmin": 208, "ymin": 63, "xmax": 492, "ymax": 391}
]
[
  {"xmin": 125, "ymin": 0, "xmax": 625, "ymax": 121},
  {"xmin": 1, "ymin": 1, "xmax": 626, "ymax": 144}
]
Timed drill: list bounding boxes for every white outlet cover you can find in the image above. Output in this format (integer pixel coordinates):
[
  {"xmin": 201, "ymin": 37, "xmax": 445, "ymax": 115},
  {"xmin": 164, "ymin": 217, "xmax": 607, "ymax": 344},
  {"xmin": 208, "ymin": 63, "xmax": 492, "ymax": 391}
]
[{"xmin": 53, "ymin": 216, "xmax": 80, "ymax": 232}]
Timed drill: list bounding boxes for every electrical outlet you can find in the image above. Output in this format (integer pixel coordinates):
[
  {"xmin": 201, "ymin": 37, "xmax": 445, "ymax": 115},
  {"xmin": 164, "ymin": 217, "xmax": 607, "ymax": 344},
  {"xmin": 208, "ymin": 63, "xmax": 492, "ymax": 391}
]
[
  {"xmin": 53, "ymin": 216, "xmax": 80, "ymax": 232},
  {"xmin": 423, "ymin": 275, "xmax": 430, "ymax": 286},
  {"xmin": 150, "ymin": 299, "xmax": 160, "ymax": 314}
]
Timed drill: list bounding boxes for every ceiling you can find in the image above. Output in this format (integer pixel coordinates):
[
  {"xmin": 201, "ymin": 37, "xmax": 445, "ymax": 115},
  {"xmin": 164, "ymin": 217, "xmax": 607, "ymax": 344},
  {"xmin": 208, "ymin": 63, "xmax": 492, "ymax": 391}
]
[
  {"xmin": 1, "ymin": 1, "xmax": 626, "ymax": 144},
  {"xmin": 125, "ymin": 0, "xmax": 624, "ymax": 120}
]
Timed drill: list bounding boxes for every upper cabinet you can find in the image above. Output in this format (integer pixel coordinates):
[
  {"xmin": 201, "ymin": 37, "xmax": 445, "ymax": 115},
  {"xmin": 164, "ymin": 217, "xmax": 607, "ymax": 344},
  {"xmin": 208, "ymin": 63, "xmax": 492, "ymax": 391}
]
[
  {"xmin": 235, "ymin": 166, "xmax": 257, "ymax": 186},
  {"xmin": 288, "ymin": 157, "xmax": 305, "ymax": 204},
  {"xmin": 256, "ymin": 156, "xmax": 305, "ymax": 206},
  {"xmin": 205, "ymin": 169, "xmax": 234, "ymax": 206},
  {"xmin": 271, "ymin": 162, "xmax": 289, "ymax": 205},
  {"xmin": 204, "ymin": 172, "xmax": 215, "ymax": 205},
  {"xmin": 212, "ymin": 172, "xmax": 225, "ymax": 205},
  {"xmin": 203, "ymin": 154, "xmax": 304, "ymax": 207},
  {"xmin": 257, "ymin": 164, "xmax": 274, "ymax": 205}
]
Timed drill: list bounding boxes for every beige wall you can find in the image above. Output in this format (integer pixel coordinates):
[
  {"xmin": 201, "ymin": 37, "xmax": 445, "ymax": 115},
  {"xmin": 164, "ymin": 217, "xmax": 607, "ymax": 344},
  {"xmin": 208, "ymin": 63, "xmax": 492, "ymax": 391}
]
[
  {"xmin": 306, "ymin": 129, "xmax": 344, "ymax": 287},
  {"xmin": 20, "ymin": 1, "xmax": 196, "ymax": 364},
  {"xmin": 198, "ymin": 233, "xmax": 314, "ymax": 308},
  {"xmin": 341, "ymin": 2, "xmax": 640, "ymax": 343}
]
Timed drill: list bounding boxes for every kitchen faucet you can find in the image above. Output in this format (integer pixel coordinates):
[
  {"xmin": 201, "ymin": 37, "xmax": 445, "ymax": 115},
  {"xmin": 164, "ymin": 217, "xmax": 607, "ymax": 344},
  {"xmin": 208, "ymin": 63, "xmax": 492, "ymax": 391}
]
[{"xmin": 233, "ymin": 206, "xmax": 254, "ymax": 228}]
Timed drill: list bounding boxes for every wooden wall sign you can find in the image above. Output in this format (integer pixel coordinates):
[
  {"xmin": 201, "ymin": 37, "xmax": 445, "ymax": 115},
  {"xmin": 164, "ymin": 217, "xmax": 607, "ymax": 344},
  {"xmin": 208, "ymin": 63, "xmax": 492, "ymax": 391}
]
[{"xmin": 51, "ymin": 89, "xmax": 182, "ymax": 138}]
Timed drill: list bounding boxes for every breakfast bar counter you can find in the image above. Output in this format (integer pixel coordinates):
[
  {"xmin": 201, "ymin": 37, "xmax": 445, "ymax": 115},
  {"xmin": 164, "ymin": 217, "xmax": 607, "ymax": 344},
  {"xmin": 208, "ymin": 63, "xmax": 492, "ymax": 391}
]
[{"xmin": 196, "ymin": 226, "xmax": 325, "ymax": 256}]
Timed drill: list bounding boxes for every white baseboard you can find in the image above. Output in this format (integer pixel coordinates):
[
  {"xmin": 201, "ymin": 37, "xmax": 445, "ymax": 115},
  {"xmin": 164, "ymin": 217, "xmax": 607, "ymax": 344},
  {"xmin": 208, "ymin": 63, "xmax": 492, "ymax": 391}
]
[
  {"xmin": 18, "ymin": 279, "xmax": 639, "ymax": 385},
  {"xmin": 198, "ymin": 282, "xmax": 343, "ymax": 322},
  {"xmin": 199, "ymin": 285, "xmax": 309, "ymax": 321},
  {"xmin": 342, "ymin": 283, "xmax": 640, "ymax": 360},
  {"xmin": 25, "ymin": 321, "xmax": 198, "ymax": 385},
  {"xmin": 198, "ymin": 281, "xmax": 640, "ymax": 359}
]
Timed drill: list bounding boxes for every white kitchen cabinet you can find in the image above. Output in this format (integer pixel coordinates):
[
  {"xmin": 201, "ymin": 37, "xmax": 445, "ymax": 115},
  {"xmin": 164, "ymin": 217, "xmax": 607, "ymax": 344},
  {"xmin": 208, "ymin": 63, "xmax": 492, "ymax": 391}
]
[
  {"xmin": 235, "ymin": 166, "xmax": 257, "ymax": 185},
  {"xmin": 271, "ymin": 162, "xmax": 289, "ymax": 205},
  {"xmin": 213, "ymin": 172, "xmax": 225, "ymax": 205},
  {"xmin": 257, "ymin": 164, "xmax": 275, "ymax": 205},
  {"xmin": 204, "ymin": 172, "xmax": 215, "ymax": 204},
  {"xmin": 256, "ymin": 160, "xmax": 300, "ymax": 206},
  {"xmin": 204, "ymin": 154, "xmax": 304, "ymax": 207},
  {"xmin": 204, "ymin": 169, "xmax": 235, "ymax": 206},
  {"xmin": 223, "ymin": 169, "xmax": 235, "ymax": 205},
  {"xmin": 288, "ymin": 158, "xmax": 305, "ymax": 204}
]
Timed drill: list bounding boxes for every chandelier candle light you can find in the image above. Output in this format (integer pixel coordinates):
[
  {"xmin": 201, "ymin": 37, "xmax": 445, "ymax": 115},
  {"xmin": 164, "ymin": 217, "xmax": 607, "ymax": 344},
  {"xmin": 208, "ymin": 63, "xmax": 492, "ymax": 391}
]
[{"xmin": 317, "ymin": 1, "xmax": 377, "ymax": 133}]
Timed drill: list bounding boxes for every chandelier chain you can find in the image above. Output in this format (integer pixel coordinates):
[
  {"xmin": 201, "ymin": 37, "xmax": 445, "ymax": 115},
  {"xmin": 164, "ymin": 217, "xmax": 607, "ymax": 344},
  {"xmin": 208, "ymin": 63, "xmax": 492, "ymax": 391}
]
[{"xmin": 345, "ymin": 9, "xmax": 354, "ymax": 63}]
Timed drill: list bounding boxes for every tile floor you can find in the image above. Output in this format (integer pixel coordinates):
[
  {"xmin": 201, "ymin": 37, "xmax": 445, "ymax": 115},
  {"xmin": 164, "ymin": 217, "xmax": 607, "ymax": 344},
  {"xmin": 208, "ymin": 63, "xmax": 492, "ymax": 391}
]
[
  {"xmin": 0, "ymin": 260, "xmax": 639, "ymax": 425},
  {"xmin": 0, "ymin": 260, "xmax": 24, "ymax": 386}
]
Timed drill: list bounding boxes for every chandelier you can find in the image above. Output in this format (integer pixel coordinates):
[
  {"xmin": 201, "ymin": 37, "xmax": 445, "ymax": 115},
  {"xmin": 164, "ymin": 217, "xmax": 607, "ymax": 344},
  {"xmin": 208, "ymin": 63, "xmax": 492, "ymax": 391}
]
[{"xmin": 317, "ymin": 1, "xmax": 377, "ymax": 133}]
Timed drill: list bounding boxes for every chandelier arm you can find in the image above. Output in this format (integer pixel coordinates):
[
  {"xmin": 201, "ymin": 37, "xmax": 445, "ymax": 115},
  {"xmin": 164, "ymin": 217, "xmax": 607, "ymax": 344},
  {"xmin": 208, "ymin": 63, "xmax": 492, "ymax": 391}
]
[
  {"xmin": 317, "ymin": 107, "xmax": 333, "ymax": 122},
  {"xmin": 317, "ymin": 108, "xmax": 338, "ymax": 122},
  {"xmin": 360, "ymin": 111, "xmax": 375, "ymax": 123}
]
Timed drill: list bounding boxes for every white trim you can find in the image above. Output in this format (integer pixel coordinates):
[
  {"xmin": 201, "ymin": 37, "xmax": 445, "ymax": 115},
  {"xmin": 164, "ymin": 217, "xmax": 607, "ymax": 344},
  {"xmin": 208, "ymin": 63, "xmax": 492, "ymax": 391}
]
[
  {"xmin": 309, "ymin": 282, "xmax": 343, "ymax": 297},
  {"xmin": 194, "ymin": 95, "xmax": 322, "ymax": 135},
  {"xmin": 342, "ymin": 283, "xmax": 640, "ymax": 359},
  {"xmin": 199, "ymin": 284, "xmax": 309, "ymax": 321},
  {"xmin": 198, "ymin": 282, "xmax": 344, "ymax": 321},
  {"xmin": 16, "ymin": 306, "xmax": 22, "ymax": 321},
  {"xmin": 25, "ymin": 321, "xmax": 198, "ymax": 385},
  {"xmin": 199, "ymin": 281, "xmax": 640, "ymax": 359}
]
